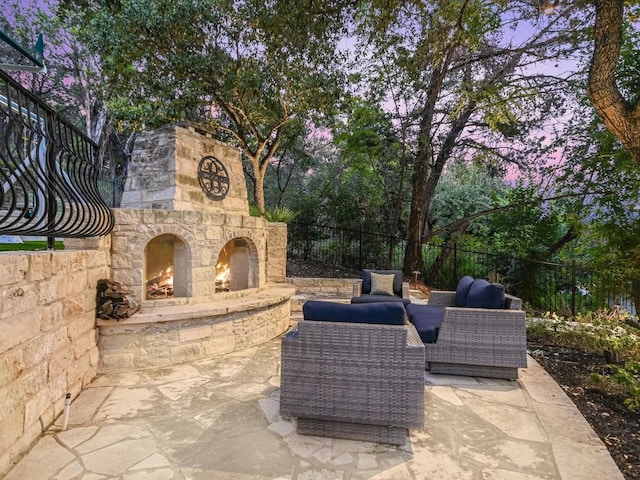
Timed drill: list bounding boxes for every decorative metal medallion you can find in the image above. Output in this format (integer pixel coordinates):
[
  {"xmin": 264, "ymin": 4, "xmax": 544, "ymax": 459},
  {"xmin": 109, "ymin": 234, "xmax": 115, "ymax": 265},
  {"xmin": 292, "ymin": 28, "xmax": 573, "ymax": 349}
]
[{"xmin": 197, "ymin": 156, "xmax": 230, "ymax": 201}]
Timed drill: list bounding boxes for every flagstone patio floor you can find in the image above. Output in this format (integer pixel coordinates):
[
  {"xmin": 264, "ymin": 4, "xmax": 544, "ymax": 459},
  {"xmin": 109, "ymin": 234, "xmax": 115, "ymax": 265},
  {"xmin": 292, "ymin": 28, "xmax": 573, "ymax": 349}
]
[{"xmin": 3, "ymin": 336, "xmax": 625, "ymax": 480}]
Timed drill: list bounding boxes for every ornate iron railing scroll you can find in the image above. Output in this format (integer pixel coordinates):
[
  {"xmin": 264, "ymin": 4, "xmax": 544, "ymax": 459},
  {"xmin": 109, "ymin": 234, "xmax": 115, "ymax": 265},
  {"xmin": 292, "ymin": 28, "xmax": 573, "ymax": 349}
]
[{"xmin": 0, "ymin": 69, "xmax": 114, "ymax": 243}]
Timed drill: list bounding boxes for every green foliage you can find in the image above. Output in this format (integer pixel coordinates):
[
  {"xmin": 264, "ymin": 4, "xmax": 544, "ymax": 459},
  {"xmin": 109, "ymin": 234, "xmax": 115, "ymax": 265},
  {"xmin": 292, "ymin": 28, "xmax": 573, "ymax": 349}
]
[
  {"xmin": 79, "ymin": 0, "xmax": 347, "ymax": 212},
  {"xmin": 0, "ymin": 241, "xmax": 65, "ymax": 251},
  {"xmin": 263, "ymin": 206, "xmax": 297, "ymax": 223},
  {"xmin": 527, "ymin": 310, "xmax": 640, "ymax": 362},
  {"xmin": 591, "ymin": 361, "xmax": 640, "ymax": 412}
]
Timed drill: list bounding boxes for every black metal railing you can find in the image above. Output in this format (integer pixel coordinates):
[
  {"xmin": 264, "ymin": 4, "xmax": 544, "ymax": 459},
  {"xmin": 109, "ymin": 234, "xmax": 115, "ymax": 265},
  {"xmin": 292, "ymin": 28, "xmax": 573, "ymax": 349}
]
[
  {"xmin": 287, "ymin": 221, "xmax": 639, "ymax": 317},
  {"xmin": 0, "ymin": 69, "xmax": 114, "ymax": 245}
]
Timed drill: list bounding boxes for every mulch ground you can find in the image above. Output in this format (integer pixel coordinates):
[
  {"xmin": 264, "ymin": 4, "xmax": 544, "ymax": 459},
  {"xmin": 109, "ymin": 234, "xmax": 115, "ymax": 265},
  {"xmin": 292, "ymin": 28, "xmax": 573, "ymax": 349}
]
[{"xmin": 528, "ymin": 344, "xmax": 640, "ymax": 480}]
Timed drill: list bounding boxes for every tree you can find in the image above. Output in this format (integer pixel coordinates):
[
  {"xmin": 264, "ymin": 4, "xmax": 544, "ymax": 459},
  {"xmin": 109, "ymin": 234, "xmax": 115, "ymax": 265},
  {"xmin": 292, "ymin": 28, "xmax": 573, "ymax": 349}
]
[
  {"xmin": 79, "ymin": 0, "xmax": 346, "ymax": 213},
  {"xmin": 587, "ymin": 0, "xmax": 640, "ymax": 164},
  {"xmin": 347, "ymin": 1, "xmax": 587, "ymax": 274},
  {"xmin": 1, "ymin": 1, "xmax": 106, "ymax": 142}
]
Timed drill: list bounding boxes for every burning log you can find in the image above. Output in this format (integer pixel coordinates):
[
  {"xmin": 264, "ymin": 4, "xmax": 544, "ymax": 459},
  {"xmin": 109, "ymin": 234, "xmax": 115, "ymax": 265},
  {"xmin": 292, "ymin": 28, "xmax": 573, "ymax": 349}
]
[
  {"xmin": 97, "ymin": 279, "xmax": 140, "ymax": 320},
  {"xmin": 146, "ymin": 266, "xmax": 174, "ymax": 298}
]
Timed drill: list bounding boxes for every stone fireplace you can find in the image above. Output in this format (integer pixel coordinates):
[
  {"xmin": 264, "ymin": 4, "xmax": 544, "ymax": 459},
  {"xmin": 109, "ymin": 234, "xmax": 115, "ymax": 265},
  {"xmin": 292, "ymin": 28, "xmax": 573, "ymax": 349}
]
[{"xmin": 97, "ymin": 122, "xmax": 293, "ymax": 371}]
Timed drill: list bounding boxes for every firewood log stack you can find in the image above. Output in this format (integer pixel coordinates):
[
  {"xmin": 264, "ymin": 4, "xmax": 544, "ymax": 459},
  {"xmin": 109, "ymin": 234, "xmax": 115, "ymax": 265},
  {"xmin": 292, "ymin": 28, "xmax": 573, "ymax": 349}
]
[{"xmin": 96, "ymin": 279, "xmax": 140, "ymax": 320}]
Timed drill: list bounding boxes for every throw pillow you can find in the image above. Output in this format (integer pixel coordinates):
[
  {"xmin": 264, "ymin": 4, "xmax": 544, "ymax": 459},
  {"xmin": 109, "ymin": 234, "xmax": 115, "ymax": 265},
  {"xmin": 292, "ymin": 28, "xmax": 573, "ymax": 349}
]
[
  {"xmin": 454, "ymin": 276, "xmax": 475, "ymax": 307},
  {"xmin": 465, "ymin": 279, "xmax": 505, "ymax": 309},
  {"xmin": 370, "ymin": 272, "xmax": 395, "ymax": 296}
]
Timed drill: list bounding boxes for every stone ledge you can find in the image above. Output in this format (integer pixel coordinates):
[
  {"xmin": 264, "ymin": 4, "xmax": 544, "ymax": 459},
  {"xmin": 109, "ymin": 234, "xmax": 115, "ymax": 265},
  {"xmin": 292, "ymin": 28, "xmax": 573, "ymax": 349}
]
[{"xmin": 97, "ymin": 285, "xmax": 295, "ymax": 326}]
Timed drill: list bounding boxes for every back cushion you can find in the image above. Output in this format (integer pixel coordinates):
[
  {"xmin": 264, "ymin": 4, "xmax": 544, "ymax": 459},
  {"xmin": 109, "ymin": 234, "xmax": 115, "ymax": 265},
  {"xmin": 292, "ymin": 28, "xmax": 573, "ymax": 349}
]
[
  {"xmin": 362, "ymin": 269, "xmax": 402, "ymax": 296},
  {"xmin": 454, "ymin": 276, "xmax": 475, "ymax": 307},
  {"xmin": 465, "ymin": 279, "xmax": 505, "ymax": 309},
  {"xmin": 303, "ymin": 300, "xmax": 406, "ymax": 325}
]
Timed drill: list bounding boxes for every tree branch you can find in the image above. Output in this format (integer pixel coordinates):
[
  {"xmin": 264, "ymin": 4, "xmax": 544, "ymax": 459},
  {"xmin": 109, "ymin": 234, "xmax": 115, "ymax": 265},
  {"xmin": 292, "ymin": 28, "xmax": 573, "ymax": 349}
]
[{"xmin": 587, "ymin": 0, "xmax": 640, "ymax": 164}]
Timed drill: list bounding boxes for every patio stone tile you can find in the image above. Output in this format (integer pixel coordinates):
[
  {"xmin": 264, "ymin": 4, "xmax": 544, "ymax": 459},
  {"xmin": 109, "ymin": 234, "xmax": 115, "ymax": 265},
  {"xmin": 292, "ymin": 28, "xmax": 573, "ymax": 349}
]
[
  {"xmin": 4, "ymin": 436, "xmax": 74, "ymax": 480},
  {"xmin": 92, "ymin": 387, "xmax": 163, "ymax": 422},
  {"xmin": 53, "ymin": 387, "xmax": 113, "ymax": 428},
  {"xmin": 75, "ymin": 425, "xmax": 151, "ymax": 454},
  {"xmin": 3, "ymin": 339, "xmax": 626, "ymax": 480},
  {"xmin": 57, "ymin": 426, "xmax": 99, "ymax": 449},
  {"xmin": 81, "ymin": 438, "xmax": 158, "ymax": 476},
  {"xmin": 429, "ymin": 386, "xmax": 464, "ymax": 406},
  {"xmin": 482, "ymin": 468, "xmax": 556, "ymax": 480},
  {"xmin": 463, "ymin": 401, "xmax": 546, "ymax": 442},
  {"xmin": 156, "ymin": 376, "xmax": 210, "ymax": 401},
  {"xmin": 130, "ymin": 453, "xmax": 172, "ymax": 470},
  {"xmin": 122, "ymin": 469, "xmax": 174, "ymax": 480},
  {"xmin": 52, "ymin": 460, "xmax": 84, "ymax": 480}
]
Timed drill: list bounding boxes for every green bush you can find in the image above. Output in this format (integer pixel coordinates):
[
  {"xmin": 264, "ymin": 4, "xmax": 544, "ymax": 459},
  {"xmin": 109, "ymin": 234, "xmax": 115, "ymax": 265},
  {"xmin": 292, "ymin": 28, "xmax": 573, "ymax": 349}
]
[
  {"xmin": 264, "ymin": 206, "xmax": 297, "ymax": 223},
  {"xmin": 591, "ymin": 361, "xmax": 640, "ymax": 412},
  {"xmin": 527, "ymin": 309, "xmax": 640, "ymax": 362}
]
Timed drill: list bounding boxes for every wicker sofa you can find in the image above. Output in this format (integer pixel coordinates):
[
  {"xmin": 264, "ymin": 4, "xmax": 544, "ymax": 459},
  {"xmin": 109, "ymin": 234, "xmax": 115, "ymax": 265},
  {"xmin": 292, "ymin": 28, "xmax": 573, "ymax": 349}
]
[
  {"xmin": 406, "ymin": 277, "xmax": 527, "ymax": 380},
  {"xmin": 280, "ymin": 301, "xmax": 425, "ymax": 445}
]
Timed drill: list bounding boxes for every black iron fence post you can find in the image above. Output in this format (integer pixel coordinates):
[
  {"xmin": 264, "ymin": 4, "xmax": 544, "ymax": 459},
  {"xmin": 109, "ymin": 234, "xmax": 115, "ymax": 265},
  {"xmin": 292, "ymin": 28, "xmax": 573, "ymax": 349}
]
[
  {"xmin": 45, "ymin": 114, "xmax": 57, "ymax": 250},
  {"xmin": 571, "ymin": 260, "xmax": 577, "ymax": 317},
  {"xmin": 359, "ymin": 224, "xmax": 363, "ymax": 271},
  {"xmin": 453, "ymin": 242, "xmax": 458, "ymax": 280}
]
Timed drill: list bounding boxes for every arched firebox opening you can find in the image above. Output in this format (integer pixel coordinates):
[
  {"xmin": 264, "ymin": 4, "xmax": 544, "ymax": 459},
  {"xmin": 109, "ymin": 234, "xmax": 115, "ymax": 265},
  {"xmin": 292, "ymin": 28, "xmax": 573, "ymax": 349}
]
[
  {"xmin": 145, "ymin": 234, "xmax": 189, "ymax": 299},
  {"xmin": 215, "ymin": 238, "xmax": 256, "ymax": 293}
]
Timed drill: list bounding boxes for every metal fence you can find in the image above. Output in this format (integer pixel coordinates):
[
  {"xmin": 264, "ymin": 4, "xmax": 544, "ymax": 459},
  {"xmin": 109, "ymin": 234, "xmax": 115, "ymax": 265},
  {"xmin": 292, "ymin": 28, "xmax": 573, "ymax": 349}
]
[
  {"xmin": 0, "ymin": 69, "xmax": 114, "ymax": 246},
  {"xmin": 287, "ymin": 221, "xmax": 639, "ymax": 317}
]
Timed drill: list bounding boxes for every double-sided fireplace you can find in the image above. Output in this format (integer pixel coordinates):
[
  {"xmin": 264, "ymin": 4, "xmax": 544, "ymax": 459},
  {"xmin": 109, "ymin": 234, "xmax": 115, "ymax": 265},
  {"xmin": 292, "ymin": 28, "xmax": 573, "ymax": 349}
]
[
  {"xmin": 143, "ymin": 235, "xmax": 254, "ymax": 299},
  {"xmin": 98, "ymin": 122, "xmax": 292, "ymax": 372}
]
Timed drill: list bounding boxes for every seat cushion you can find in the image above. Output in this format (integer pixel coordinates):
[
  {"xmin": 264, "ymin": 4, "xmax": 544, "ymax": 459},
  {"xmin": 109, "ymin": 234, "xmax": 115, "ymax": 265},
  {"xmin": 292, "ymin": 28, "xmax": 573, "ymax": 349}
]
[
  {"xmin": 303, "ymin": 300, "xmax": 406, "ymax": 325},
  {"xmin": 465, "ymin": 279, "xmax": 505, "ymax": 309},
  {"xmin": 351, "ymin": 294, "xmax": 408, "ymax": 305},
  {"xmin": 406, "ymin": 304, "xmax": 445, "ymax": 343},
  {"xmin": 362, "ymin": 269, "xmax": 403, "ymax": 296},
  {"xmin": 455, "ymin": 276, "xmax": 475, "ymax": 307}
]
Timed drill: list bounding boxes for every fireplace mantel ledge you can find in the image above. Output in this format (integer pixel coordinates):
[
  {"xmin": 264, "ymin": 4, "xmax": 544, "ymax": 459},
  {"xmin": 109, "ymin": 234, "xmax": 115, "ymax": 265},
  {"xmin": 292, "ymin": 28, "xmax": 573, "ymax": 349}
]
[{"xmin": 96, "ymin": 285, "xmax": 295, "ymax": 326}]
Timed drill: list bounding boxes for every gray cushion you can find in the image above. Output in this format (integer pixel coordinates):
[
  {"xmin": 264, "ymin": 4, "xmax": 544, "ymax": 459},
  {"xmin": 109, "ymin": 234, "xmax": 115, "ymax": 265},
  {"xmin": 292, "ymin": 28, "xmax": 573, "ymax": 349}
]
[{"xmin": 465, "ymin": 279, "xmax": 505, "ymax": 309}]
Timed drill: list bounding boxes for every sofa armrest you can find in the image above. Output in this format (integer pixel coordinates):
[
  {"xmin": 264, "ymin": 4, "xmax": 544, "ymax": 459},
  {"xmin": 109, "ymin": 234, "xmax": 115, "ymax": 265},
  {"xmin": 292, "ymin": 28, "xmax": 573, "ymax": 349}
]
[
  {"xmin": 402, "ymin": 281, "xmax": 410, "ymax": 299},
  {"xmin": 426, "ymin": 306, "xmax": 527, "ymax": 368},
  {"xmin": 427, "ymin": 290, "xmax": 456, "ymax": 306},
  {"xmin": 505, "ymin": 294, "xmax": 522, "ymax": 310}
]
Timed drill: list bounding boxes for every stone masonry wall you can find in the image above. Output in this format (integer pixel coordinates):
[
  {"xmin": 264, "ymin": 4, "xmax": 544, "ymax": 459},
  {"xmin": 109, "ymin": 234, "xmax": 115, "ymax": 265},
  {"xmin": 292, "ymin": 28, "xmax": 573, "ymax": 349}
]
[
  {"xmin": 0, "ymin": 249, "xmax": 110, "ymax": 477},
  {"xmin": 266, "ymin": 222, "xmax": 287, "ymax": 283}
]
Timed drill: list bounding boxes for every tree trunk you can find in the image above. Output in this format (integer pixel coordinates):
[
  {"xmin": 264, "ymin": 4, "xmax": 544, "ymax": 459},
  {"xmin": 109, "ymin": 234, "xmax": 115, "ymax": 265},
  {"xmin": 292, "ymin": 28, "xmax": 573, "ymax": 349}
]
[
  {"xmin": 587, "ymin": 0, "xmax": 640, "ymax": 164},
  {"xmin": 254, "ymin": 160, "xmax": 267, "ymax": 214},
  {"xmin": 403, "ymin": 147, "xmax": 431, "ymax": 275}
]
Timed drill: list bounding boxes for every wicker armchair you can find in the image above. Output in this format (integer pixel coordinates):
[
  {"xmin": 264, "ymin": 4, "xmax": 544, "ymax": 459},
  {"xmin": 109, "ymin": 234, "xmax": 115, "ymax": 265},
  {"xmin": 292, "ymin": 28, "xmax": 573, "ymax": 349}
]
[
  {"xmin": 280, "ymin": 302, "xmax": 425, "ymax": 445},
  {"xmin": 420, "ymin": 289, "xmax": 527, "ymax": 380},
  {"xmin": 351, "ymin": 269, "xmax": 410, "ymax": 305}
]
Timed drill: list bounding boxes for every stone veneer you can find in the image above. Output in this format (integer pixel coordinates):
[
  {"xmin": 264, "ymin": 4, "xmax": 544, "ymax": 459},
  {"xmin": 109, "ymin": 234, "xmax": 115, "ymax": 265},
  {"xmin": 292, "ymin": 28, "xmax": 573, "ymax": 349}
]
[{"xmin": 0, "ymin": 249, "xmax": 109, "ymax": 476}]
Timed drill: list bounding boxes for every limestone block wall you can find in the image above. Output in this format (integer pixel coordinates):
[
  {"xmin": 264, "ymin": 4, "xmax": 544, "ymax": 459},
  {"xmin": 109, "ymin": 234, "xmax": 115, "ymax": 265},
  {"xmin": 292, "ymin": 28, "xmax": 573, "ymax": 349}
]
[
  {"xmin": 0, "ymin": 249, "xmax": 110, "ymax": 477},
  {"xmin": 266, "ymin": 222, "xmax": 287, "ymax": 283}
]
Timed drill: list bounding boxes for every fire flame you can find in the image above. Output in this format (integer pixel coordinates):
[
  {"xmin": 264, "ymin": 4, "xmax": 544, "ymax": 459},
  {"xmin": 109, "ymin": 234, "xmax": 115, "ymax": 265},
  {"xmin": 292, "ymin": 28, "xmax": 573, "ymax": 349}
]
[{"xmin": 216, "ymin": 262, "xmax": 230, "ymax": 284}]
